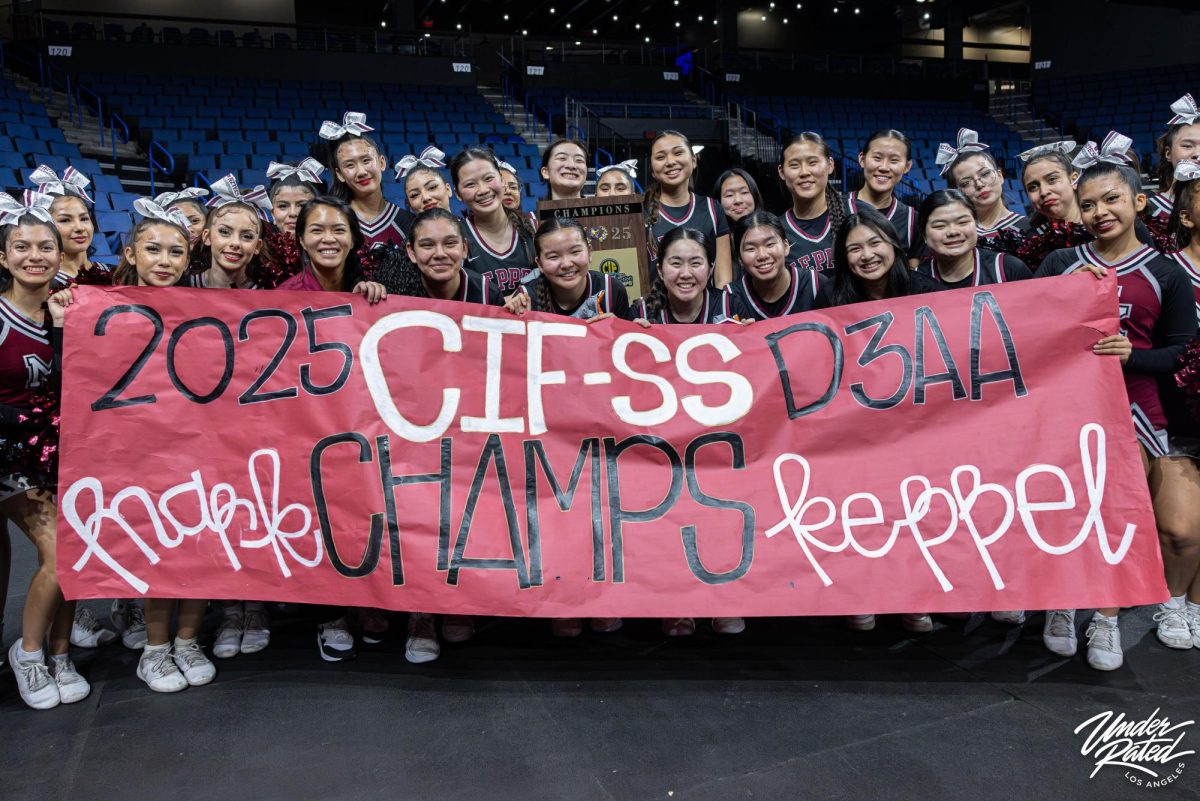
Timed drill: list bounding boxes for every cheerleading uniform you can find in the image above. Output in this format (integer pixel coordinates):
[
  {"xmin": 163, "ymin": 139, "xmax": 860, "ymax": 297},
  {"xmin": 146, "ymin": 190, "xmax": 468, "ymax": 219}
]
[
  {"xmin": 0, "ymin": 297, "xmax": 54, "ymax": 498},
  {"xmin": 463, "ymin": 216, "xmax": 535, "ymax": 294},
  {"xmin": 976, "ymin": 211, "xmax": 1030, "ymax": 242},
  {"xmin": 648, "ymin": 193, "xmax": 729, "ymax": 278},
  {"xmin": 917, "ymin": 247, "xmax": 1033, "ymax": 289},
  {"xmin": 846, "ymin": 191, "xmax": 922, "ymax": 258},
  {"xmin": 629, "ymin": 286, "xmax": 740, "ymax": 324},
  {"xmin": 725, "ymin": 263, "xmax": 819, "ymax": 320},
  {"xmin": 358, "ymin": 201, "xmax": 413, "ymax": 249}
]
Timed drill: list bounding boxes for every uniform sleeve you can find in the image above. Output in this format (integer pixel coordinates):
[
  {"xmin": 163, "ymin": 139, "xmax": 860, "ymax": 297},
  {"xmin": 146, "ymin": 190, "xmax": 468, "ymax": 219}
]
[
  {"xmin": 905, "ymin": 210, "xmax": 927, "ymax": 261},
  {"xmin": 606, "ymin": 281, "xmax": 632, "ymax": 321},
  {"xmin": 724, "ymin": 286, "xmax": 755, "ymax": 321},
  {"xmin": 1001, "ymin": 254, "xmax": 1034, "ymax": 281},
  {"xmin": 484, "ymin": 280, "xmax": 505, "ymax": 307},
  {"xmin": 1033, "ymin": 249, "xmax": 1070, "ymax": 279},
  {"xmin": 713, "ymin": 199, "xmax": 730, "ymax": 237},
  {"xmin": 1125, "ymin": 260, "xmax": 1199, "ymax": 376},
  {"xmin": 812, "ymin": 280, "xmax": 835, "ymax": 310}
]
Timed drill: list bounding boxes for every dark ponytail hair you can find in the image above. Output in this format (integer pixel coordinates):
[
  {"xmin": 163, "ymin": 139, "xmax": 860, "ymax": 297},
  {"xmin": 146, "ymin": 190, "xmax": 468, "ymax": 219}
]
[
  {"xmin": 1168, "ymin": 176, "xmax": 1200, "ymax": 250},
  {"xmin": 48, "ymin": 194, "xmax": 99, "ymax": 259},
  {"xmin": 643, "ymin": 129, "xmax": 694, "ymax": 261},
  {"xmin": 712, "ymin": 168, "xmax": 763, "ymax": 218},
  {"xmin": 781, "ymin": 131, "xmax": 846, "ymax": 238},
  {"xmin": 641, "ymin": 227, "xmax": 713, "ymax": 318},
  {"xmin": 1075, "ymin": 161, "xmax": 1143, "ymax": 200},
  {"xmin": 917, "ymin": 189, "xmax": 978, "ymax": 239},
  {"xmin": 450, "ymin": 146, "xmax": 535, "ymax": 247},
  {"xmin": 540, "ymin": 138, "xmax": 588, "ymax": 200},
  {"xmin": 862, "ymin": 129, "xmax": 912, "ymax": 161},
  {"xmin": 293, "ymin": 195, "xmax": 368, "ymax": 291},
  {"xmin": 530, "ymin": 216, "xmax": 589, "ymax": 313},
  {"xmin": 268, "ymin": 172, "xmax": 324, "ymax": 204},
  {"xmin": 113, "ymin": 218, "xmax": 190, "ymax": 287},
  {"xmin": 313, "ymin": 132, "xmax": 384, "ymax": 204},
  {"xmin": 732, "ymin": 210, "xmax": 788, "ymax": 276},
  {"xmin": 830, "ymin": 208, "xmax": 911, "ymax": 306}
]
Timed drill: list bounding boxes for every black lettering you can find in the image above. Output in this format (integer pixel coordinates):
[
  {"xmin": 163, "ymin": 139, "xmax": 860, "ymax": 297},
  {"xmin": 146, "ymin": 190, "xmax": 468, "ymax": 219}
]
[
  {"xmin": 681, "ymin": 433, "xmax": 755, "ymax": 585},
  {"xmin": 969, "ymin": 291, "xmax": 1028, "ymax": 400},
  {"xmin": 310, "ymin": 431, "xmax": 385, "ymax": 578},
  {"xmin": 377, "ymin": 435, "xmax": 453, "ymax": 586},
  {"xmin": 447, "ymin": 434, "xmax": 531, "ymax": 588},
  {"xmin": 766, "ymin": 321, "xmax": 843, "ymax": 419},
  {"xmin": 237, "ymin": 308, "xmax": 299, "ymax": 405},
  {"xmin": 91, "ymin": 304, "xmax": 162, "ymax": 411},
  {"xmin": 301, "ymin": 305, "xmax": 354, "ymax": 396},
  {"xmin": 913, "ymin": 305, "xmax": 966, "ymax": 404},
  {"xmin": 603, "ymin": 435, "xmax": 683, "ymax": 583},
  {"xmin": 845, "ymin": 311, "xmax": 912, "ymax": 410},
  {"xmin": 166, "ymin": 317, "xmax": 234, "ymax": 404},
  {"xmin": 523, "ymin": 437, "xmax": 603, "ymax": 585}
]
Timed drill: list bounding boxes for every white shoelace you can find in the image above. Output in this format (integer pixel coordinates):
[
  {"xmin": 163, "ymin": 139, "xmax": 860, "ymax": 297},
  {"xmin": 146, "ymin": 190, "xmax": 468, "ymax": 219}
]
[
  {"xmin": 1086, "ymin": 620, "xmax": 1119, "ymax": 652},
  {"xmin": 52, "ymin": 656, "xmax": 84, "ymax": 685},
  {"xmin": 321, "ymin": 623, "xmax": 353, "ymax": 646},
  {"xmin": 17, "ymin": 658, "xmax": 54, "ymax": 693},
  {"xmin": 174, "ymin": 642, "xmax": 208, "ymax": 669},
  {"xmin": 1046, "ymin": 610, "xmax": 1075, "ymax": 637},
  {"xmin": 75, "ymin": 607, "xmax": 103, "ymax": 633},
  {"xmin": 143, "ymin": 647, "xmax": 177, "ymax": 677},
  {"xmin": 1152, "ymin": 605, "xmax": 1189, "ymax": 630}
]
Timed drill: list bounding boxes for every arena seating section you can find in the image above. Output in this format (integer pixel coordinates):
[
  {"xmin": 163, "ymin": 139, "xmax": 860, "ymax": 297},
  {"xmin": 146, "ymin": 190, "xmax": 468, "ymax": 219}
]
[{"xmin": 527, "ymin": 88, "xmax": 714, "ymax": 119}]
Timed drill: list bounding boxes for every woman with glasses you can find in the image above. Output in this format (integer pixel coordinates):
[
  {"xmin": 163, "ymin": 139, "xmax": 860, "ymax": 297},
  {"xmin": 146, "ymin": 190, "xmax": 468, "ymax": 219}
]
[{"xmin": 936, "ymin": 129, "xmax": 1029, "ymax": 242}]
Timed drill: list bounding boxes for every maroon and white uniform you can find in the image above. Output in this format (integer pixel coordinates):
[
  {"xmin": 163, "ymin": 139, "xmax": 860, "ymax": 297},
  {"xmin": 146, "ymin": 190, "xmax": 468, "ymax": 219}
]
[
  {"xmin": 845, "ymin": 191, "xmax": 921, "ymax": 258},
  {"xmin": 782, "ymin": 209, "xmax": 834, "ymax": 273},
  {"xmin": 1147, "ymin": 191, "xmax": 1174, "ymax": 223},
  {"xmin": 357, "ymin": 201, "xmax": 413, "ymax": 249},
  {"xmin": 976, "ymin": 211, "xmax": 1030, "ymax": 242},
  {"xmin": 917, "ymin": 247, "xmax": 1033, "ymax": 289},
  {"xmin": 0, "ymin": 296, "xmax": 53, "ymax": 411},
  {"xmin": 1038, "ymin": 243, "xmax": 1198, "ymax": 456},
  {"xmin": 1169, "ymin": 250, "xmax": 1200, "ymax": 324}
]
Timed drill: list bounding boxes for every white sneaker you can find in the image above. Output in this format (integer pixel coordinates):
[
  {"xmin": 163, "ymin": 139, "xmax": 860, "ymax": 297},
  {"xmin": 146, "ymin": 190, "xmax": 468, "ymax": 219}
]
[
  {"xmin": 110, "ymin": 599, "xmax": 148, "ymax": 650},
  {"xmin": 173, "ymin": 639, "xmax": 216, "ymax": 686},
  {"xmin": 1152, "ymin": 597, "xmax": 1193, "ymax": 650},
  {"xmin": 902, "ymin": 614, "xmax": 933, "ymax": 633},
  {"xmin": 1188, "ymin": 602, "xmax": 1200, "ymax": 649},
  {"xmin": 137, "ymin": 646, "xmax": 188, "ymax": 693},
  {"xmin": 240, "ymin": 606, "xmax": 270, "ymax": 654},
  {"xmin": 71, "ymin": 606, "xmax": 117, "ymax": 648},
  {"xmin": 990, "ymin": 610, "xmax": 1026, "ymax": 625},
  {"xmin": 317, "ymin": 619, "xmax": 356, "ymax": 662},
  {"xmin": 405, "ymin": 613, "xmax": 440, "ymax": 664},
  {"xmin": 1086, "ymin": 613, "xmax": 1123, "ymax": 671},
  {"xmin": 1043, "ymin": 609, "xmax": 1077, "ymax": 656},
  {"xmin": 8, "ymin": 641, "xmax": 60, "ymax": 710},
  {"xmin": 212, "ymin": 614, "xmax": 243, "ymax": 659},
  {"xmin": 712, "ymin": 617, "xmax": 746, "ymax": 634},
  {"xmin": 49, "ymin": 654, "xmax": 91, "ymax": 704},
  {"xmin": 846, "ymin": 614, "xmax": 876, "ymax": 631}
]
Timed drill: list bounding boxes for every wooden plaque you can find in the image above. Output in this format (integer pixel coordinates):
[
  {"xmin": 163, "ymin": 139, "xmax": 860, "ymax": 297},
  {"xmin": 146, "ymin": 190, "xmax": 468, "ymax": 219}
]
[{"xmin": 536, "ymin": 194, "xmax": 651, "ymax": 300}]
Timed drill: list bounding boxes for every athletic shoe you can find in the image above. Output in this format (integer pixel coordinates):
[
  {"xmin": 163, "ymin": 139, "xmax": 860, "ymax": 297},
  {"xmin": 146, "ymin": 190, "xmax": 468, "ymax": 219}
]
[
  {"xmin": 902, "ymin": 614, "xmax": 933, "ymax": 633},
  {"xmin": 354, "ymin": 607, "xmax": 389, "ymax": 645},
  {"xmin": 70, "ymin": 606, "xmax": 117, "ymax": 648},
  {"xmin": 1153, "ymin": 597, "xmax": 1193, "ymax": 650},
  {"xmin": 212, "ymin": 614, "xmax": 243, "ymax": 659},
  {"xmin": 317, "ymin": 619, "xmax": 356, "ymax": 662},
  {"xmin": 1188, "ymin": 602, "xmax": 1200, "ymax": 649},
  {"xmin": 49, "ymin": 654, "xmax": 91, "ymax": 704},
  {"xmin": 240, "ymin": 605, "xmax": 270, "ymax": 654},
  {"xmin": 405, "ymin": 613, "xmax": 440, "ymax": 664},
  {"xmin": 173, "ymin": 639, "xmax": 216, "ymax": 686},
  {"xmin": 662, "ymin": 618, "xmax": 696, "ymax": 637},
  {"xmin": 990, "ymin": 610, "xmax": 1026, "ymax": 625},
  {"xmin": 1086, "ymin": 613, "xmax": 1123, "ymax": 671},
  {"xmin": 110, "ymin": 599, "xmax": 148, "ymax": 650},
  {"xmin": 137, "ymin": 645, "xmax": 187, "ymax": 693},
  {"xmin": 712, "ymin": 617, "xmax": 746, "ymax": 634},
  {"xmin": 441, "ymin": 615, "xmax": 474, "ymax": 643},
  {"xmin": 1042, "ymin": 609, "xmax": 1078, "ymax": 656},
  {"xmin": 846, "ymin": 614, "xmax": 876, "ymax": 631},
  {"xmin": 7, "ymin": 641, "xmax": 59, "ymax": 710},
  {"xmin": 550, "ymin": 618, "xmax": 583, "ymax": 638},
  {"xmin": 590, "ymin": 617, "xmax": 623, "ymax": 633}
]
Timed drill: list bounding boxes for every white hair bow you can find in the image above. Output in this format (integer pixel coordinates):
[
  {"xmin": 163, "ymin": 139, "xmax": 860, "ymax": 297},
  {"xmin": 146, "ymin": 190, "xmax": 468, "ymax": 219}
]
[
  {"xmin": 28, "ymin": 164, "xmax": 92, "ymax": 204},
  {"xmin": 1169, "ymin": 94, "xmax": 1199, "ymax": 126},
  {"xmin": 394, "ymin": 146, "xmax": 447, "ymax": 179},
  {"xmin": 267, "ymin": 158, "xmax": 326, "ymax": 185},
  {"xmin": 935, "ymin": 129, "xmax": 988, "ymax": 175},
  {"xmin": 1175, "ymin": 160, "xmax": 1200, "ymax": 183},
  {"xmin": 496, "ymin": 160, "xmax": 517, "ymax": 174},
  {"xmin": 0, "ymin": 191, "xmax": 54, "ymax": 226},
  {"xmin": 596, "ymin": 159, "xmax": 639, "ymax": 180},
  {"xmin": 132, "ymin": 197, "xmax": 193, "ymax": 231},
  {"xmin": 1072, "ymin": 131, "xmax": 1135, "ymax": 171},
  {"xmin": 207, "ymin": 173, "xmax": 272, "ymax": 213},
  {"xmin": 1018, "ymin": 140, "xmax": 1076, "ymax": 163},
  {"xmin": 154, "ymin": 187, "xmax": 209, "ymax": 208},
  {"xmin": 319, "ymin": 111, "xmax": 374, "ymax": 141}
]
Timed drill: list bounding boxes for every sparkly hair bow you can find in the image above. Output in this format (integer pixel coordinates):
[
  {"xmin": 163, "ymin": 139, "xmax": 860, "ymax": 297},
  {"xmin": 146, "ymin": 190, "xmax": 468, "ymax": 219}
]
[
  {"xmin": 1071, "ymin": 131, "xmax": 1135, "ymax": 171},
  {"xmin": 319, "ymin": 111, "xmax": 374, "ymax": 140},
  {"xmin": 267, "ymin": 158, "xmax": 326, "ymax": 185},
  {"xmin": 1018, "ymin": 140, "xmax": 1076, "ymax": 163},
  {"xmin": 935, "ymin": 129, "xmax": 988, "ymax": 175},
  {"xmin": 28, "ymin": 164, "xmax": 92, "ymax": 204},
  {"xmin": 0, "ymin": 191, "xmax": 54, "ymax": 226},
  {"xmin": 394, "ymin": 146, "xmax": 447, "ymax": 179},
  {"xmin": 206, "ymin": 173, "xmax": 272, "ymax": 213},
  {"xmin": 154, "ymin": 187, "xmax": 209, "ymax": 208},
  {"xmin": 496, "ymin": 160, "xmax": 518, "ymax": 174},
  {"xmin": 1169, "ymin": 93, "xmax": 1199, "ymax": 126},
  {"xmin": 596, "ymin": 159, "xmax": 639, "ymax": 180},
  {"xmin": 132, "ymin": 197, "xmax": 192, "ymax": 231},
  {"xmin": 1175, "ymin": 160, "xmax": 1200, "ymax": 183}
]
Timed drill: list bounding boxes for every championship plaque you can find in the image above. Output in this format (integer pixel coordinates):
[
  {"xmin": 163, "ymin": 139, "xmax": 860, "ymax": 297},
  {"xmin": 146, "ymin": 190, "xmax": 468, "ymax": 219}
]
[{"xmin": 536, "ymin": 194, "xmax": 651, "ymax": 300}]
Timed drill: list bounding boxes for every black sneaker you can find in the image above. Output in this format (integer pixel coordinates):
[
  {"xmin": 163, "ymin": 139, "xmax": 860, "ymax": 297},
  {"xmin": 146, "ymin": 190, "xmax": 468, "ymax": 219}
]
[{"xmin": 317, "ymin": 619, "xmax": 356, "ymax": 662}]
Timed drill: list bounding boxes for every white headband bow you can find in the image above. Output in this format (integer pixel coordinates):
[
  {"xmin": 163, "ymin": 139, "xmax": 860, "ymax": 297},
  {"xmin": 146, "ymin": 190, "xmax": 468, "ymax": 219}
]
[
  {"xmin": 207, "ymin": 174, "xmax": 272, "ymax": 213},
  {"xmin": 0, "ymin": 191, "xmax": 54, "ymax": 226},
  {"xmin": 1169, "ymin": 94, "xmax": 1199, "ymax": 126},
  {"xmin": 154, "ymin": 187, "xmax": 209, "ymax": 208},
  {"xmin": 319, "ymin": 111, "xmax": 374, "ymax": 141},
  {"xmin": 28, "ymin": 164, "xmax": 92, "ymax": 204},
  {"xmin": 1175, "ymin": 160, "xmax": 1200, "ymax": 183},
  {"xmin": 132, "ymin": 197, "xmax": 193, "ymax": 231},
  {"xmin": 596, "ymin": 159, "xmax": 638, "ymax": 180},
  {"xmin": 394, "ymin": 146, "xmax": 447, "ymax": 179},
  {"xmin": 935, "ymin": 129, "xmax": 988, "ymax": 175},
  {"xmin": 1072, "ymin": 131, "xmax": 1135, "ymax": 171},
  {"xmin": 267, "ymin": 158, "xmax": 326, "ymax": 186},
  {"xmin": 1018, "ymin": 140, "xmax": 1076, "ymax": 163},
  {"xmin": 496, "ymin": 160, "xmax": 517, "ymax": 174}
]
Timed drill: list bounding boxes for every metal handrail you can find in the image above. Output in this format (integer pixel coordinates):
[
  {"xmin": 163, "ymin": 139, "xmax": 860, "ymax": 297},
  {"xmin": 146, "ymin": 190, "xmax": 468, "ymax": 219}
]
[
  {"xmin": 193, "ymin": 171, "xmax": 213, "ymax": 190},
  {"xmin": 148, "ymin": 140, "xmax": 175, "ymax": 196},
  {"xmin": 109, "ymin": 112, "xmax": 129, "ymax": 162},
  {"xmin": 76, "ymin": 84, "xmax": 105, "ymax": 145}
]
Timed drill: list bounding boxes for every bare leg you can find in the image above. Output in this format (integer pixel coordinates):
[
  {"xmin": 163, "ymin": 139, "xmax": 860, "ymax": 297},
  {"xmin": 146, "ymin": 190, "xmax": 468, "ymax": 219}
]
[
  {"xmin": 1148, "ymin": 456, "xmax": 1200, "ymax": 596},
  {"xmin": 1, "ymin": 490, "xmax": 62, "ymax": 653},
  {"xmin": 144, "ymin": 598, "xmax": 175, "ymax": 647},
  {"xmin": 176, "ymin": 599, "xmax": 208, "ymax": 640}
]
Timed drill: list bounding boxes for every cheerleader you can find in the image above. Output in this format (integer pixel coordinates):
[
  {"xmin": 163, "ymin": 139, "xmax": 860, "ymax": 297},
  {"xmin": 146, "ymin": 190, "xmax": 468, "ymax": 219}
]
[
  {"xmin": 819, "ymin": 208, "xmax": 941, "ymax": 310},
  {"xmin": 450, "ymin": 147, "xmax": 536, "ymax": 294},
  {"xmin": 777, "ymin": 132, "xmax": 844, "ymax": 273},
  {"xmin": 916, "ymin": 189, "xmax": 1033, "ymax": 288},
  {"xmin": 1019, "ymin": 141, "xmax": 1082, "ymax": 227},
  {"xmin": 498, "ymin": 160, "xmax": 524, "ymax": 211},
  {"xmin": 28, "ymin": 165, "xmax": 107, "ymax": 290},
  {"xmin": 644, "ymin": 130, "xmax": 733, "ymax": 287},
  {"xmin": 848, "ymin": 129, "xmax": 921, "ymax": 263},
  {"xmin": 595, "ymin": 161, "xmax": 637, "ymax": 198},
  {"xmin": 1037, "ymin": 136, "xmax": 1199, "ymax": 669},
  {"xmin": 714, "ymin": 168, "xmax": 762, "ymax": 225},
  {"xmin": 1150, "ymin": 94, "xmax": 1200, "ymax": 221},
  {"xmin": 935, "ymin": 129, "xmax": 1029, "ymax": 240},
  {"xmin": 153, "ymin": 188, "xmax": 209, "ymax": 244},
  {"xmin": 540, "ymin": 138, "xmax": 588, "ymax": 200},
  {"xmin": 396, "ymin": 146, "xmax": 453, "ymax": 214},
  {"xmin": 318, "ymin": 111, "xmax": 412, "ymax": 248},
  {"xmin": 725, "ymin": 211, "xmax": 818, "ymax": 320},
  {"xmin": 0, "ymin": 192, "xmax": 89, "ymax": 709},
  {"xmin": 266, "ymin": 158, "xmax": 325, "ymax": 235},
  {"xmin": 182, "ymin": 175, "xmax": 274, "ymax": 289}
]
